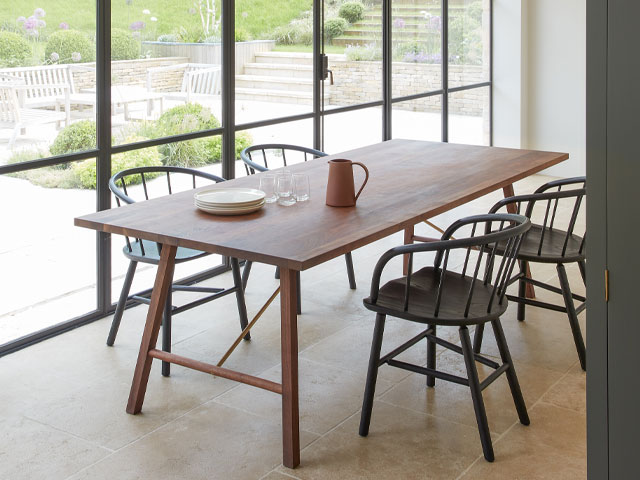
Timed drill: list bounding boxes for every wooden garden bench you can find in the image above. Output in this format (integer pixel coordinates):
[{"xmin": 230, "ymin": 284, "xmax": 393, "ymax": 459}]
[{"xmin": 146, "ymin": 63, "xmax": 221, "ymax": 104}]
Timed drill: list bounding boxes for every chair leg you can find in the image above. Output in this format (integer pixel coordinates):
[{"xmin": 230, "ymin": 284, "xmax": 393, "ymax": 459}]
[
  {"xmin": 359, "ymin": 313, "xmax": 386, "ymax": 437},
  {"xmin": 241, "ymin": 260, "xmax": 252, "ymax": 291},
  {"xmin": 107, "ymin": 260, "xmax": 138, "ymax": 346},
  {"xmin": 578, "ymin": 260, "xmax": 587, "ymax": 286},
  {"xmin": 473, "ymin": 324, "xmax": 485, "ymax": 354},
  {"xmin": 345, "ymin": 252, "xmax": 357, "ymax": 290},
  {"xmin": 460, "ymin": 326, "xmax": 494, "ymax": 462},
  {"xmin": 517, "ymin": 260, "xmax": 527, "ymax": 321},
  {"xmin": 231, "ymin": 258, "xmax": 251, "ymax": 341},
  {"xmin": 491, "ymin": 319, "xmax": 530, "ymax": 425},
  {"xmin": 161, "ymin": 284, "xmax": 173, "ymax": 377},
  {"xmin": 296, "ymin": 270, "xmax": 301, "ymax": 315},
  {"xmin": 557, "ymin": 263, "xmax": 587, "ymax": 370},
  {"xmin": 426, "ymin": 324, "xmax": 436, "ymax": 387}
]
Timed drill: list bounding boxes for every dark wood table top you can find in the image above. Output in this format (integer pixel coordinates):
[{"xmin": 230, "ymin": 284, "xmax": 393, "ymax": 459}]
[{"xmin": 75, "ymin": 139, "xmax": 568, "ymax": 270}]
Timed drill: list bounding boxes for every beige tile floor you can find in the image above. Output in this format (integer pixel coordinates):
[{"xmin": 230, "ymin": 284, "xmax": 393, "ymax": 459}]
[{"xmin": 0, "ymin": 174, "xmax": 586, "ymax": 480}]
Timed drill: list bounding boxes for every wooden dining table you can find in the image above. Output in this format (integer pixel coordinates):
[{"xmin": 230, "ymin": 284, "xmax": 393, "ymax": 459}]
[{"xmin": 75, "ymin": 139, "xmax": 567, "ymax": 469}]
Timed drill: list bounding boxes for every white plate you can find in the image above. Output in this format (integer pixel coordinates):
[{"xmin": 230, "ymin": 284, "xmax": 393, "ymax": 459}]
[
  {"xmin": 194, "ymin": 188, "xmax": 266, "ymax": 207},
  {"xmin": 196, "ymin": 199, "xmax": 265, "ymax": 216},
  {"xmin": 195, "ymin": 198, "xmax": 265, "ymax": 209}
]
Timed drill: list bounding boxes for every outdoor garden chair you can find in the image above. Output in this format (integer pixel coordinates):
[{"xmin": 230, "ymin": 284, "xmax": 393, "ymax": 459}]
[
  {"xmin": 108, "ymin": 166, "xmax": 250, "ymax": 377},
  {"xmin": 240, "ymin": 143, "xmax": 357, "ymax": 303},
  {"xmin": 359, "ymin": 213, "xmax": 532, "ymax": 462},
  {"xmin": 472, "ymin": 177, "xmax": 587, "ymax": 370}
]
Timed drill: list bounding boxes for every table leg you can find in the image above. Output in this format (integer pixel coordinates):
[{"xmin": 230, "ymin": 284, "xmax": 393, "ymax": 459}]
[
  {"xmin": 403, "ymin": 225, "xmax": 414, "ymax": 275},
  {"xmin": 126, "ymin": 244, "xmax": 177, "ymax": 414},
  {"xmin": 503, "ymin": 184, "xmax": 535, "ymax": 298},
  {"xmin": 280, "ymin": 267, "xmax": 300, "ymax": 468}
]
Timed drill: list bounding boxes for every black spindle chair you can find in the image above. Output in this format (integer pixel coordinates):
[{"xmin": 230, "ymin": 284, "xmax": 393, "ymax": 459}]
[
  {"xmin": 108, "ymin": 166, "xmax": 250, "ymax": 377},
  {"xmin": 240, "ymin": 144, "xmax": 357, "ymax": 298},
  {"xmin": 359, "ymin": 213, "xmax": 531, "ymax": 462},
  {"xmin": 473, "ymin": 177, "xmax": 587, "ymax": 370}
]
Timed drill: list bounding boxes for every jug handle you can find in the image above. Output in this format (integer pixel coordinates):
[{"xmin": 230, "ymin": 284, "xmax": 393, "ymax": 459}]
[{"xmin": 352, "ymin": 162, "xmax": 369, "ymax": 202}]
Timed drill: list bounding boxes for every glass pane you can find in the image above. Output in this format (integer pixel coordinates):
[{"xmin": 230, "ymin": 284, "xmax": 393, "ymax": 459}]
[
  {"xmin": 112, "ymin": 2, "xmax": 222, "ymax": 146},
  {"xmin": 0, "ymin": 2, "xmax": 96, "ymax": 162},
  {"xmin": 448, "ymin": 0, "xmax": 490, "ymax": 88},
  {"xmin": 0, "ymin": 162, "xmax": 97, "ymax": 344},
  {"xmin": 392, "ymin": 95, "xmax": 442, "ymax": 141},
  {"xmin": 237, "ymin": 119, "xmax": 314, "ymax": 177},
  {"xmin": 109, "ymin": 142, "xmax": 225, "ymax": 306},
  {"xmin": 448, "ymin": 85, "xmax": 489, "ymax": 145},
  {"xmin": 392, "ymin": 0, "xmax": 443, "ymax": 97},
  {"xmin": 323, "ymin": 106, "xmax": 382, "ymax": 153},
  {"xmin": 235, "ymin": 1, "xmax": 314, "ymax": 122},
  {"xmin": 324, "ymin": 0, "xmax": 382, "ymax": 109}
]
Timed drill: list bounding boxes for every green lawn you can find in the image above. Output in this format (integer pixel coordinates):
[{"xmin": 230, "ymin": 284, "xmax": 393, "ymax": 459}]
[{"xmin": 0, "ymin": 0, "xmax": 312, "ymax": 42}]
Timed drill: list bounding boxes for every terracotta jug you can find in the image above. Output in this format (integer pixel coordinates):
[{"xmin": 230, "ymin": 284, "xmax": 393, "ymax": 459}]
[{"xmin": 326, "ymin": 159, "xmax": 369, "ymax": 207}]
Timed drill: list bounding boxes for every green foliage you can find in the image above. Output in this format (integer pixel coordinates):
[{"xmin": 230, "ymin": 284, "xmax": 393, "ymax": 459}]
[
  {"xmin": 176, "ymin": 26, "xmax": 206, "ymax": 44},
  {"xmin": 50, "ymin": 120, "xmax": 96, "ymax": 156},
  {"xmin": 235, "ymin": 27, "xmax": 250, "ymax": 42},
  {"xmin": 448, "ymin": 0, "xmax": 484, "ymax": 65},
  {"xmin": 338, "ymin": 2, "xmax": 364, "ymax": 24},
  {"xmin": 0, "ymin": 31, "xmax": 32, "ymax": 67},
  {"xmin": 72, "ymin": 136, "xmax": 162, "ymax": 189},
  {"xmin": 156, "ymin": 103, "xmax": 221, "ymax": 136},
  {"xmin": 45, "ymin": 30, "xmax": 94, "ymax": 64},
  {"xmin": 111, "ymin": 28, "xmax": 140, "ymax": 61},
  {"xmin": 272, "ymin": 17, "xmax": 312, "ymax": 46},
  {"xmin": 324, "ymin": 17, "xmax": 348, "ymax": 42},
  {"xmin": 156, "ymin": 33, "xmax": 179, "ymax": 43},
  {"xmin": 345, "ymin": 43, "xmax": 381, "ymax": 61}
]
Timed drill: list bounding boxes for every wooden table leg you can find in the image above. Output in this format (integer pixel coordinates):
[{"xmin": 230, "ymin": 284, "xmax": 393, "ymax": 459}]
[
  {"xmin": 503, "ymin": 184, "xmax": 535, "ymax": 298},
  {"xmin": 403, "ymin": 226, "xmax": 414, "ymax": 275},
  {"xmin": 126, "ymin": 244, "xmax": 177, "ymax": 414},
  {"xmin": 280, "ymin": 267, "xmax": 300, "ymax": 468}
]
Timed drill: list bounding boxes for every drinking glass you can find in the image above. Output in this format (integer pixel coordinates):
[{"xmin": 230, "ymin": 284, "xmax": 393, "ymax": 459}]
[
  {"xmin": 259, "ymin": 174, "xmax": 277, "ymax": 203},
  {"xmin": 276, "ymin": 172, "xmax": 296, "ymax": 206},
  {"xmin": 293, "ymin": 174, "xmax": 310, "ymax": 202}
]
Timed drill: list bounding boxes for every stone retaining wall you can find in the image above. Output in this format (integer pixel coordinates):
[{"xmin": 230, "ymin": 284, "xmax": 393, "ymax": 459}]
[{"xmin": 328, "ymin": 59, "xmax": 488, "ymax": 115}]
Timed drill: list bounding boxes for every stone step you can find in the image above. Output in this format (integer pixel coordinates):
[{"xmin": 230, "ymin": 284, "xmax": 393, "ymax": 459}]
[
  {"xmin": 243, "ymin": 63, "xmax": 313, "ymax": 79},
  {"xmin": 236, "ymin": 74, "xmax": 313, "ymax": 92},
  {"xmin": 253, "ymin": 51, "xmax": 314, "ymax": 66},
  {"xmin": 235, "ymin": 87, "xmax": 329, "ymax": 106}
]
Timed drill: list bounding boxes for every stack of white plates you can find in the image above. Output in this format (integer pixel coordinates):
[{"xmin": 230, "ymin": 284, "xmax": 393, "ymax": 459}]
[{"xmin": 194, "ymin": 188, "xmax": 266, "ymax": 216}]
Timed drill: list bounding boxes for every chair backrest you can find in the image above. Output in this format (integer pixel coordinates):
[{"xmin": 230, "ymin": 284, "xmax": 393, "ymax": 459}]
[
  {"xmin": 370, "ymin": 214, "xmax": 531, "ymax": 320},
  {"xmin": 241, "ymin": 144, "xmax": 328, "ymax": 175},
  {"xmin": 182, "ymin": 64, "xmax": 221, "ymax": 96},
  {"xmin": 0, "ymin": 64, "xmax": 75, "ymax": 100},
  {"xmin": 0, "ymin": 86, "xmax": 20, "ymax": 126},
  {"xmin": 109, "ymin": 166, "xmax": 225, "ymax": 255},
  {"xmin": 490, "ymin": 177, "xmax": 586, "ymax": 259}
]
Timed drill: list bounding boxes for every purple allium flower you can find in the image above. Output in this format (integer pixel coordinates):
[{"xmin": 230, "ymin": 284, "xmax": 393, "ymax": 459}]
[
  {"xmin": 16, "ymin": 16, "xmax": 26, "ymax": 24},
  {"xmin": 50, "ymin": 52, "xmax": 59, "ymax": 62},
  {"xmin": 393, "ymin": 18, "xmax": 406, "ymax": 29},
  {"xmin": 71, "ymin": 52, "xmax": 82, "ymax": 62},
  {"xmin": 59, "ymin": 22, "xmax": 69, "ymax": 30},
  {"xmin": 23, "ymin": 16, "xmax": 38, "ymax": 30},
  {"xmin": 37, "ymin": 19, "xmax": 46, "ymax": 28},
  {"xmin": 34, "ymin": 8, "xmax": 46, "ymax": 18},
  {"xmin": 129, "ymin": 21, "xmax": 145, "ymax": 31}
]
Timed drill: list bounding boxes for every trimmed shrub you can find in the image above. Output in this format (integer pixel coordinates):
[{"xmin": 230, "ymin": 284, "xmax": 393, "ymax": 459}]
[
  {"xmin": 50, "ymin": 120, "xmax": 96, "ymax": 156},
  {"xmin": 339, "ymin": 2, "xmax": 364, "ymax": 24},
  {"xmin": 72, "ymin": 136, "xmax": 161, "ymax": 189},
  {"xmin": 0, "ymin": 31, "xmax": 32, "ymax": 68},
  {"xmin": 235, "ymin": 28, "xmax": 250, "ymax": 42},
  {"xmin": 156, "ymin": 103, "xmax": 220, "ymax": 136},
  {"xmin": 111, "ymin": 28, "xmax": 140, "ymax": 60},
  {"xmin": 272, "ymin": 18, "xmax": 313, "ymax": 46},
  {"xmin": 45, "ymin": 30, "xmax": 95, "ymax": 64},
  {"xmin": 324, "ymin": 18, "xmax": 348, "ymax": 42}
]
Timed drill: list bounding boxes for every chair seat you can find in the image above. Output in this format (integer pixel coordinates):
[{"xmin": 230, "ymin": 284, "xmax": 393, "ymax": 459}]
[
  {"xmin": 506, "ymin": 224, "xmax": 584, "ymax": 263},
  {"xmin": 123, "ymin": 239, "xmax": 209, "ymax": 265},
  {"xmin": 363, "ymin": 266, "xmax": 507, "ymax": 326}
]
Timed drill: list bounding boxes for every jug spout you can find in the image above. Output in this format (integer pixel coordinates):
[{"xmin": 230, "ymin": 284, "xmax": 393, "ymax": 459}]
[{"xmin": 326, "ymin": 159, "xmax": 369, "ymax": 207}]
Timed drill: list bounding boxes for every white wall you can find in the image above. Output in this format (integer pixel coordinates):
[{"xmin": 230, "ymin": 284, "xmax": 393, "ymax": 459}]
[{"xmin": 493, "ymin": 0, "xmax": 586, "ymax": 177}]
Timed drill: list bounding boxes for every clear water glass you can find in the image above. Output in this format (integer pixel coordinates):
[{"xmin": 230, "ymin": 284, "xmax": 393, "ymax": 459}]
[
  {"xmin": 293, "ymin": 174, "xmax": 310, "ymax": 202},
  {"xmin": 276, "ymin": 172, "xmax": 296, "ymax": 206},
  {"xmin": 259, "ymin": 174, "xmax": 277, "ymax": 203}
]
